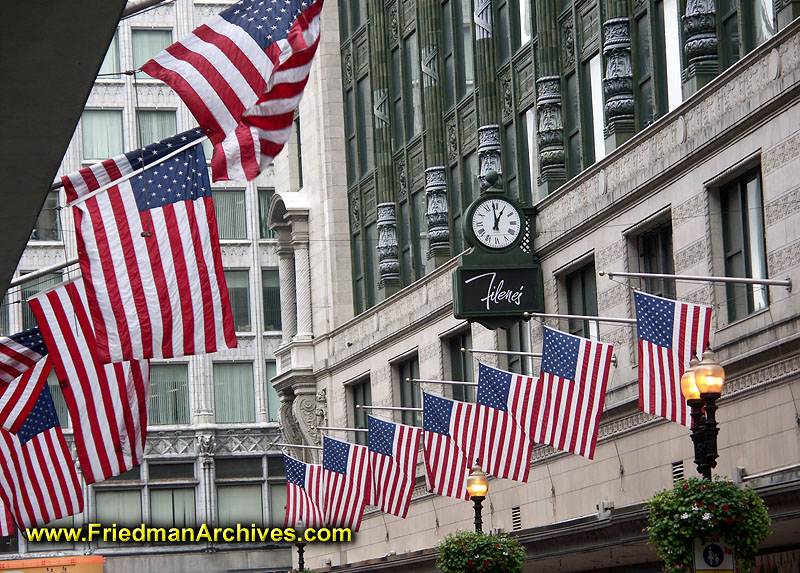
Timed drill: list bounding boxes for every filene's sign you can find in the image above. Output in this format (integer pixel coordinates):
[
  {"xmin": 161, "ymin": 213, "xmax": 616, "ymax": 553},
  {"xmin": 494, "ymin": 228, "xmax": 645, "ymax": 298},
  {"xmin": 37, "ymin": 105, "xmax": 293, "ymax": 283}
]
[{"xmin": 453, "ymin": 266, "xmax": 542, "ymax": 319}]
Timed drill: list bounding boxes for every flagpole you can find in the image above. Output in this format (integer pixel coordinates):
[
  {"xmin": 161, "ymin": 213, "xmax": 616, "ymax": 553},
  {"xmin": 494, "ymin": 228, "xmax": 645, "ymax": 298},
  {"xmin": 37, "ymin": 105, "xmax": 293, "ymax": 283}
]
[
  {"xmin": 405, "ymin": 377, "xmax": 478, "ymax": 387},
  {"xmin": 356, "ymin": 405, "xmax": 424, "ymax": 412},
  {"xmin": 463, "ymin": 347, "xmax": 542, "ymax": 358},
  {"xmin": 523, "ymin": 311, "xmax": 637, "ymax": 324},
  {"xmin": 64, "ymin": 135, "xmax": 209, "ymax": 208},
  {"xmin": 600, "ymin": 269, "xmax": 792, "ymax": 291},
  {"xmin": 313, "ymin": 426, "xmax": 369, "ymax": 432},
  {"xmin": 7, "ymin": 258, "xmax": 80, "ymax": 288},
  {"xmin": 275, "ymin": 443, "xmax": 324, "ymax": 450}
]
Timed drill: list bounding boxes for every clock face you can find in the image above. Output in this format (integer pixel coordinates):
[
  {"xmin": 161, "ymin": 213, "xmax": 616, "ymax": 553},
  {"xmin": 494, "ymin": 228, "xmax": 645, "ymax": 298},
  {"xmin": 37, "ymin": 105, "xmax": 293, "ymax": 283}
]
[{"xmin": 471, "ymin": 197, "xmax": 522, "ymax": 249}]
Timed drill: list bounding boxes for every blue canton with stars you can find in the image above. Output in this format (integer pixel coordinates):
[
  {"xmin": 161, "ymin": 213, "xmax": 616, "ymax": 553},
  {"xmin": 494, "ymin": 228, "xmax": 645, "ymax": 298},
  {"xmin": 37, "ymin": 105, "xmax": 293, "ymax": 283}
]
[
  {"xmin": 284, "ymin": 454, "xmax": 306, "ymax": 488},
  {"xmin": 541, "ymin": 327, "xmax": 581, "ymax": 381},
  {"xmin": 423, "ymin": 392, "xmax": 453, "ymax": 436},
  {"xmin": 17, "ymin": 384, "xmax": 60, "ymax": 445},
  {"xmin": 221, "ymin": 0, "xmax": 310, "ymax": 52},
  {"xmin": 634, "ymin": 291, "xmax": 675, "ymax": 348},
  {"xmin": 477, "ymin": 363, "xmax": 511, "ymax": 412},
  {"xmin": 323, "ymin": 436, "xmax": 351, "ymax": 475},
  {"xmin": 6, "ymin": 327, "xmax": 48, "ymax": 357},
  {"xmin": 368, "ymin": 416, "xmax": 395, "ymax": 458},
  {"xmin": 125, "ymin": 129, "xmax": 210, "ymax": 213}
]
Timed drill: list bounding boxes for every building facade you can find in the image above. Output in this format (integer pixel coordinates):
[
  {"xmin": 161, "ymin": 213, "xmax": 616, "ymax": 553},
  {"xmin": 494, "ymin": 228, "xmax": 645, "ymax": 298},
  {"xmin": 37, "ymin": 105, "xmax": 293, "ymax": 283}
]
[
  {"xmin": 0, "ymin": 1, "xmax": 293, "ymax": 571},
  {"xmin": 269, "ymin": 0, "xmax": 800, "ymax": 571}
]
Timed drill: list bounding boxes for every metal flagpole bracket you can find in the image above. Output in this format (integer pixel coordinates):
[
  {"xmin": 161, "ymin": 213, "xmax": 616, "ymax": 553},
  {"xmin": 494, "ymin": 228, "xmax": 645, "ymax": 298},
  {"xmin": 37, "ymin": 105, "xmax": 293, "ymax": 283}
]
[
  {"xmin": 463, "ymin": 347, "xmax": 542, "ymax": 358},
  {"xmin": 600, "ymin": 270, "xmax": 792, "ymax": 293},
  {"xmin": 522, "ymin": 311, "xmax": 637, "ymax": 324},
  {"xmin": 313, "ymin": 426, "xmax": 369, "ymax": 432},
  {"xmin": 356, "ymin": 405, "xmax": 424, "ymax": 412},
  {"xmin": 406, "ymin": 377, "xmax": 478, "ymax": 387},
  {"xmin": 274, "ymin": 443, "xmax": 323, "ymax": 450}
]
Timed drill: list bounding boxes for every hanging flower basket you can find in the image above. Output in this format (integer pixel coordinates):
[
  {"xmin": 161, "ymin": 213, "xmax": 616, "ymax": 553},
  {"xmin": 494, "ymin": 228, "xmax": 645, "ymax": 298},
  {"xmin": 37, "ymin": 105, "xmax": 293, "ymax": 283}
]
[
  {"xmin": 645, "ymin": 477, "xmax": 771, "ymax": 573},
  {"xmin": 435, "ymin": 529, "xmax": 525, "ymax": 573}
]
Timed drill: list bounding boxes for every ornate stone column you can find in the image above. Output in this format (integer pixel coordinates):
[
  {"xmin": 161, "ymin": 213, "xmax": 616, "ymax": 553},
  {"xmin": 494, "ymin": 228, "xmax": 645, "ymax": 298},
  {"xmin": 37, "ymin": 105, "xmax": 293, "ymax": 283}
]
[
  {"xmin": 474, "ymin": 0, "xmax": 502, "ymax": 191},
  {"xmin": 277, "ymin": 230, "xmax": 297, "ymax": 345},
  {"xmin": 377, "ymin": 202, "xmax": 400, "ymax": 286},
  {"xmin": 535, "ymin": 0, "xmax": 566, "ymax": 194},
  {"xmin": 197, "ymin": 434, "xmax": 217, "ymax": 529},
  {"xmin": 292, "ymin": 224, "xmax": 312, "ymax": 341},
  {"xmin": 682, "ymin": 0, "xmax": 719, "ymax": 98},
  {"xmin": 602, "ymin": 3, "xmax": 634, "ymax": 152},
  {"xmin": 290, "ymin": 382, "xmax": 326, "ymax": 463}
]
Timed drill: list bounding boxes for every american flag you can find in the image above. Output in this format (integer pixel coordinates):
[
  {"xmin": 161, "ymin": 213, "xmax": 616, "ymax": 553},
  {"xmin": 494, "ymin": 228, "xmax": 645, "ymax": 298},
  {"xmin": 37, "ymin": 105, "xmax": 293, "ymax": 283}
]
[
  {"xmin": 0, "ymin": 327, "xmax": 48, "ymax": 385},
  {"xmin": 60, "ymin": 130, "xmax": 237, "ymax": 364},
  {"xmin": 634, "ymin": 291, "xmax": 712, "ymax": 427},
  {"xmin": 284, "ymin": 454, "xmax": 325, "ymax": 529},
  {"xmin": 422, "ymin": 392, "xmax": 480, "ymax": 500},
  {"xmin": 532, "ymin": 327, "xmax": 613, "ymax": 459},
  {"xmin": 0, "ymin": 357, "xmax": 53, "ymax": 434},
  {"xmin": 0, "ymin": 384, "xmax": 83, "ymax": 530},
  {"xmin": 475, "ymin": 363, "xmax": 533, "ymax": 482},
  {"xmin": 29, "ymin": 280, "xmax": 150, "ymax": 484},
  {"xmin": 367, "ymin": 416, "xmax": 421, "ymax": 518},
  {"xmin": 0, "ymin": 500, "xmax": 13, "ymax": 537},
  {"xmin": 322, "ymin": 436, "xmax": 370, "ymax": 531},
  {"xmin": 141, "ymin": 0, "xmax": 324, "ymax": 182}
]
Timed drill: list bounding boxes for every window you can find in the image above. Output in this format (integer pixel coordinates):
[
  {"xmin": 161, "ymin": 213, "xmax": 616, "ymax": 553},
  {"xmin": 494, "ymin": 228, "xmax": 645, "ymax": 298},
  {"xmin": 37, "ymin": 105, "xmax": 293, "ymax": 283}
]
[
  {"xmin": 216, "ymin": 457, "xmax": 264, "ymax": 527},
  {"xmin": 398, "ymin": 357, "xmax": 421, "ymax": 427},
  {"xmin": 505, "ymin": 320, "xmax": 533, "ymax": 375},
  {"xmin": 345, "ymin": 89, "xmax": 357, "ymax": 185},
  {"xmin": 132, "ymin": 29, "xmax": 173, "ymax": 69},
  {"xmin": 225, "ymin": 270, "xmax": 251, "ymax": 332},
  {"xmin": 98, "ymin": 32, "xmax": 121, "ymax": 79},
  {"xmin": 95, "ymin": 490, "xmax": 142, "ymax": 547},
  {"xmin": 403, "ymin": 32, "xmax": 422, "ymax": 141},
  {"xmin": 457, "ymin": 0, "xmax": 474, "ymax": 98},
  {"xmin": 20, "ymin": 272, "xmax": 61, "ymax": 331},
  {"xmin": 356, "ymin": 76, "xmax": 374, "ymax": 178},
  {"xmin": 0, "ymin": 295, "xmax": 9, "ymax": 337},
  {"xmin": 720, "ymin": 168, "xmax": 768, "ymax": 322},
  {"xmin": 350, "ymin": 378, "xmax": 372, "ymax": 445},
  {"xmin": 149, "ymin": 364, "xmax": 190, "ymax": 425},
  {"xmin": 441, "ymin": 0, "xmax": 455, "ymax": 109},
  {"xmin": 48, "ymin": 369, "xmax": 69, "ymax": 428},
  {"xmin": 637, "ymin": 222, "xmax": 676, "ymax": 299},
  {"xmin": 719, "ymin": 0, "xmax": 741, "ymax": 70},
  {"xmin": 449, "ymin": 332, "xmax": 475, "ymax": 402},
  {"xmin": 30, "ymin": 191, "xmax": 60, "ymax": 241},
  {"xmin": 266, "ymin": 360, "xmax": 279, "ymax": 422},
  {"xmin": 150, "ymin": 488, "xmax": 195, "ymax": 529},
  {"xmin": 82, "ymin": 110, "xmax": 123, "ymax": 160},
  {"xmin": 136, "ymin": 110, "xmax": 177, "ymax": 148},
  {"xmin": 391, "ymin": 47, "xmax": 404, "ymax": 149},
  {"xmin": 214, "ymin": 363, "xmax": 255, "ymax": 423},
  {"xmin": 27, "ymin": 516, "xmax": 74, "ymax": 551},
  {"xmin": 262, "ymin": 269, "xmax": 281, "ymax": 331},
  {"xmin": 267, "ymin": 455, "xmax": 287, "ymax": 525},
  {"xmin": 564, "ymin": 71, "xmax": 581, "ymax": 178},
  {"xmin": 635, "ymin": 12, "xmax": 655, "ymax": 129},
  {"xmin": 213, "ymin": 190, "xmax": 247, "ymax": 240},
  {"xmin": 565, "ymin": 261, "xmax": 598, "ymax": 339},
  {"xmin": 258, "ymin": 188, "xmax": 276, "ymax": 239},
  {"xmin": 581, "ymin": 54, "xmax": 605, "ymax": 164},
  {"xmin": 293, "ymin": 115, "xmax": 304, "ymax": 189},
  {"xmin": 410, "ymin": 189, "xmax": 427, "ymax": 278}
]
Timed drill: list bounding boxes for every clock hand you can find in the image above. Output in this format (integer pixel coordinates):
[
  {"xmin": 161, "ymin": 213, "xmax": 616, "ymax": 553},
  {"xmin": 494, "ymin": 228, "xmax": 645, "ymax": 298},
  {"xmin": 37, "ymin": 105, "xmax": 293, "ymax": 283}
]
[{"xmin": 492, "ymin": 206, "xmax": 502, "ymax": 231}]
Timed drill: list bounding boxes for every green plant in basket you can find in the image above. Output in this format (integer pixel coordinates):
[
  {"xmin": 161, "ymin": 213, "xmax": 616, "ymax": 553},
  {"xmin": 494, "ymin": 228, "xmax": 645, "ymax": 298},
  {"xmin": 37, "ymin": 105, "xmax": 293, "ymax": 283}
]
[{"xmin": 435, "ymin": 529, "xmax": 525, "ymax": 573}]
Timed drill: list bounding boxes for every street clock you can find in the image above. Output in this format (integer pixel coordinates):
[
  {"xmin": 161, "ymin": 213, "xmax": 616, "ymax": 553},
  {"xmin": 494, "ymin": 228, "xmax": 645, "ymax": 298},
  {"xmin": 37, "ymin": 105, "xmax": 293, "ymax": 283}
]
[{"xmin": 469, "ymin": 196, "xmax": 523, "ymax": 250}]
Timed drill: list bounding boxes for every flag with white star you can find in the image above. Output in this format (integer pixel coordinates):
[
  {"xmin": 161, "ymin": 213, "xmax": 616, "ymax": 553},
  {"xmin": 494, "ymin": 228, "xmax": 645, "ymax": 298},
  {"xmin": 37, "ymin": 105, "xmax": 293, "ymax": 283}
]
[
  {"xmin": 0, "ymin": 327, "xmax": 48, "ymax": 385},
  {"xmin": 322, "ymin": 436, "xmax": 370, "ymax": 531},
  {"xmin": 0, "ymin": 383, "xmax": 83, "ymax": 531},
  {"xmin": 534, "ymin": 326, "xmax": 614, "ymax": 460},
  {"xmin": 284, "ymin": 454, "xmax": 325, "ymax": 529},
  {"xmin": 60, "ymin": 129, "xmax": 237, "ymax": 364},
  {"xmin": 634, "ymin": 290, "xmax": 712, "ymax": 427},
  {"xmin": 142, "ymin": 0, "xmax": 325, "ymax": 182},
  {"xmin": 367, "ymin": 416, "xmax": 421, "ymax": 518}
]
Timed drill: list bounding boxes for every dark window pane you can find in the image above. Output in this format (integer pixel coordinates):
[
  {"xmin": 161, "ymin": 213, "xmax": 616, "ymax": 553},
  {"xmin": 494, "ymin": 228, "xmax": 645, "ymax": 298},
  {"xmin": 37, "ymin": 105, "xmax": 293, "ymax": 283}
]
[
  {"xmin": 262, "ymin": 269, "xmax": 282, "ymax": 330},
  {"xmin": 351, "ymin": 378, "xmax": 372, "ymax": 445},
  {"xmin": 150, "ymin": 463, "xmax": 194, "ymax": 480},
  {"xmin": 399, "ymin": 358, "xmax": 422, "ymax": 426},
  {"xmin": 149, "ymin": 364, "xmax": 190, "ymax": 425},
  {"xmin": 31, "ymin": 191, "xmax": 60, "ymax": 242},
  {"xmin": 357, "ymin": 77, "xmax": 374, "ymax": 176},
  {"xmin": 258, "ymin": 188, "xmax": 277, "ymax": 239},
  {"xmin": 225, "ymin": 270, "xmax": 251, "ymax": 332},
  {"xmin": 216, "ymin": 457, "xmax": 262, "ymax": 479},
  {"xmin": 450, "ymin": 332, "xmax": 475, "ymax": 402},
  {"xmin": 21, "ymin": 273, "xmax": 61, "ymax": 330}
]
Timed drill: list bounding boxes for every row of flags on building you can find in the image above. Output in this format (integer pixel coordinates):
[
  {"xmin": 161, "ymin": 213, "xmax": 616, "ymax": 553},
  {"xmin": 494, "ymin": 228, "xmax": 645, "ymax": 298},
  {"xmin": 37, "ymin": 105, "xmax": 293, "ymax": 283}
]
[
  {"xmin": 283, "ymin": 296, "xmax": 711, "ymax": 532},
  {"xmin": 0, "ymin": 0, "xmax": 325, "ymax": 534}
]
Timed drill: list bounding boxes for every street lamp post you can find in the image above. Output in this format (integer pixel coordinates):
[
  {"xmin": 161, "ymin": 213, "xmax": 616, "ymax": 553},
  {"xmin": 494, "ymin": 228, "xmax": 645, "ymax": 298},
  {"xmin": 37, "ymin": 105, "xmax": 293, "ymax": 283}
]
[
  {"xmin": 466, "ymin": 463, "xmax": 489, "ymax": 532},
  {"xmin": 295, "ymin": 520, "xmax": 306, "ymax": 572},
  {"xmin": 680, "ymin": 346, "xmax": 726, "ymax": 480}
]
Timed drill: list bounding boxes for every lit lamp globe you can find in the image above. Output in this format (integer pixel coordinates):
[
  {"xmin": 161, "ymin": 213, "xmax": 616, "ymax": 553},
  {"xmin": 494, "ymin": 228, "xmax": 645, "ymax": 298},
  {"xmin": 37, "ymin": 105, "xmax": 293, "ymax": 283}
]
[
  {"xmin": 466, "ymin": 464, "xmax": 489, "ymax": 498},
  {"xmin": 680, "ymin": 356, "xmax": 701, "ymax": 402},
  {"xmin": 694, "ymin": 347, "xmax": 725, "ymax": 397}
]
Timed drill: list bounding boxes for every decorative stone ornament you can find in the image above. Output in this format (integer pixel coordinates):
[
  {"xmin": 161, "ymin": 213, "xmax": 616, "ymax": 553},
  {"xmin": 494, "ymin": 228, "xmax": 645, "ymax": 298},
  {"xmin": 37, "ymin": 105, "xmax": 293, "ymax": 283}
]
[
  {"xmin": 683, "ymin": 0, "xmax": 718, "ymax": 64},
  {"xmin": 477, "ymin": 125, "xmax": 502, "ymax": 190},
  {"xmin": 536, "ymin": 76, "xmax": 565, "ymax": 175},
  {"xmin": 602, "ymin": 18, "xmax": 634, "ymax": 126},
  {"xmin": 377, "ymin": 202, "xmax": 400, "ymax": 284},
  {"xmin": 425, "ymin": 167, "xmax": 450, "ymax": 256}
]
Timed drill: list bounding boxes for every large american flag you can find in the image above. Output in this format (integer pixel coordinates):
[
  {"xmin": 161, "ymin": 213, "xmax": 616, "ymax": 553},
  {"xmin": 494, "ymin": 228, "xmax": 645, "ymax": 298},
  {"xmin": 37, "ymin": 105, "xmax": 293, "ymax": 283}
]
[
  {"xmin": 0, "ymin": 500, "xmax": 13, "ymax": 537},
  {"xmin": 29, "ymin": 280, "xmax": 150, "ymax": 484},
  {"xmin": 422, "ymin": 392, "xmax": 480, "ymax": 500},
  {"xmin": 0, "ymin": 384, "xmax": 83, "ymax": 531},
  {"xmin": 533, "ymin": 327, "xmax": 613, "ymax": 459},
  {"xmin": 141, "ymin": 0, "xmax": 324, "ymax": 182},
  {"xmin": 322, "ymin": 436, "xmax": 370, "ymax": 531},
  {"xmin": 475, "ymin": 363, "xmax": 533, "ymax": 482},
  {"xmin": 634, "ymin": 290, "xmax": 712, "ymax": 427},
  {"xmin": 60, "ymin": 130, "xmax": 237, "ymax": 364},
  {"xmin": 284, "ymin": 454, "xmax": 325, "ymax": 529},
  {"xmin": 367, "ymin": 416, "xmax": 421, "ymax": 518},
  {"xmin": 0, "ymin": 357, "xmax": 52, "ymax": 434},
  {"xmin": 0, "ymin": 327, "xmax": 48, "ymax": 385}
]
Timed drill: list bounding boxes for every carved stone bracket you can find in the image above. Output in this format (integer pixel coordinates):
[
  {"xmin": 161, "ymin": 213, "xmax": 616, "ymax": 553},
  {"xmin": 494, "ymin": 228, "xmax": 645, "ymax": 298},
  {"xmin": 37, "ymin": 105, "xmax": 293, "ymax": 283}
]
[
  {"xmin": 536, "ymin": 76, "xmax": 566, "ymax": 178},
  {"xmin": 377, "ymin": 202, "xmax": 400, "ymax": 285},
  {"xmin": 421, "ymin": 45, "xmax": 439, "ymax": 87},
  {"xmin": 473, "ymin": 0, "xmax": 492, "ymax": 39},
  {"xmin": 292, "ymin": 384, "xmax": 323, "ymax": 451},
  {"xmin": 683, "ymin": 0, "xmax": 718, "ymax": 64},
  {"xmin": 197, "ymin": 434, "xmax": 217, "ymax": 467},
  {"xmin": 477, "ymin": 124, "xmax": 502, "ymax": 189},
  {"xmin": 425, "ymin": 166, "xmax": 450, "ymax": 257},
  {"xmin": 373, "ymin": 88, "xmax": 390, "ymax": 127},
  {"xmin": 602, "ymin": 18, "xmax": 634, "ymax": 128}
]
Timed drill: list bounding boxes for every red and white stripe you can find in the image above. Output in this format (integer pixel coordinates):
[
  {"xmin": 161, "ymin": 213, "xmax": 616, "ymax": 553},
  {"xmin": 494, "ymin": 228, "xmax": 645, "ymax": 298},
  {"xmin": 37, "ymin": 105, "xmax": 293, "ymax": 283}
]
[
  {"xmin": 323, "ymin": 443, "xmax": 370, "ymax": 531},
  {"xmin": 0, "ymin": 427, "xmax": 83, "ymax": 530},
  {"xmin": 474, "ymin": 404, "xmax": 531, "ymax": 483},
  {"xmin": 639, "ymin": 302, "xmax": 712, "ymax": 427},
  {"xmin": 0, "ymin": 336, "xmax": 44, "ymax": 385},
  {"xmin": 0, "ymin": 498, "xmax": 14, "ymax": 536},
  {"xmin": 370, "ymin": 423, "xmax": 421, "ymax": 518},
  {"xmin": 61, "ymin": 156, "xmax": 236, "ymax": 364},
  {"xmin": 531, "ymin": 339, "xmax": 614, "ymax": 460},
  {"xmin": 28, "ymin": 280, "xmax": 150, "ymax": 484},
  {"xmin": 141, "ymin": 0, "xmax": 324, "ymax": 182},
  {"xmin": 0, "ymin": 357, "xmax": 52, "ymax": 434},
  {"xmin": 423, "ymin": 400, "xmax": 480, "ymax": 501},
  {"xmin": 285, "ymin": 461, "xmax": 325, "ymax": 530}
]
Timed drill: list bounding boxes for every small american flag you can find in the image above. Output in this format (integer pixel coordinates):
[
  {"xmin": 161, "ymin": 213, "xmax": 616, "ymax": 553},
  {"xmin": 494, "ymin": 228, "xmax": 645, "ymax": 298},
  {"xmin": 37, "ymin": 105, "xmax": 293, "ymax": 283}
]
[
  {"xmin": 284, "ymin": 454, "xmax": 324, "ymax": 529},
  {"xmin": 634, "ymin": 291, "xmax": 712, "ymax": 427},
  {"xmin": 532, "ymin": 327, "xmax": 613, "ymax": 459},
  {"xmin": 367, "ymin": 416, "xmax": 421, "ymax": 518},
  {"xmin": 29, "ymin": 280, "xmax": 150, "ymax": 484},
  {"xmin": 142, "ymin": 0, "xmax": 324, "ymax": 182},
  {"xmin": 0, "ymin": 384, "xmax": 83, "ymax": 530},
  {"xmin": 60, "ymin": 130, "xmax": 237, "ymax": 364},
  {"xmin": 422, "ymin": 392, "xmax": 480, "ymax": 501},
  {"xmin": 322, "ymin": 436, "xmax": 370, "ymax": 531},
  {"xmin": 475, "ymin": 363, "xmax": 534, "ymax": 482},
  {"xmin": 0, "ymin": 357, "xmax": 53, "ymax": 434},
  {"xmin": 0, "ymin": 327, "xmax": 47, "ymax": 385}
]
